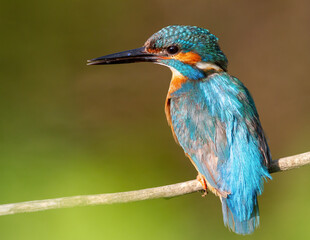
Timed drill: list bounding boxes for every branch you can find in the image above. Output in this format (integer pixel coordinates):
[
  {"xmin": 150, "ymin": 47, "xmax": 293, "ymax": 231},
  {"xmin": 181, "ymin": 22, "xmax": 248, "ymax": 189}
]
[{"xmin": 0, "ymin": 151, "xmax": 309, "ymax": 217}]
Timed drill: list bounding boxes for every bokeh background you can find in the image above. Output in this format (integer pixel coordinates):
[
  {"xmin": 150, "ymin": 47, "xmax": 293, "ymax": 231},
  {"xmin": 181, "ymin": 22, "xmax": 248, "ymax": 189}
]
[{"xmin": 0, "ymin": 0, "xmax": 309, "ymax": 239}]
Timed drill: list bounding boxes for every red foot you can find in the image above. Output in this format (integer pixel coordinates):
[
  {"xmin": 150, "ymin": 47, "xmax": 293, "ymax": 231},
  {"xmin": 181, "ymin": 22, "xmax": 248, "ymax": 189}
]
[{"xmin": 197, "ymin": 173, "xmax": 208, "ymax": 197}]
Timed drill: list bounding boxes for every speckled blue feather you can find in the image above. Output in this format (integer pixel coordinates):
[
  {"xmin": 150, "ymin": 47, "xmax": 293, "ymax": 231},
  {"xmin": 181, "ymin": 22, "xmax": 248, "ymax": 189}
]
[{"xmin": 145, "ymin": 25, "xmax": 228, "ymax": 70}]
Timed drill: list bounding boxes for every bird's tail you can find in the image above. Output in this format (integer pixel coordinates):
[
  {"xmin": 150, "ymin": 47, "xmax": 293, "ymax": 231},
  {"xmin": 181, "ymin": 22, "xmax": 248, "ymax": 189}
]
[{"xmin": 221, "ymin": 197, "xmax": 259, "ymax": 235}]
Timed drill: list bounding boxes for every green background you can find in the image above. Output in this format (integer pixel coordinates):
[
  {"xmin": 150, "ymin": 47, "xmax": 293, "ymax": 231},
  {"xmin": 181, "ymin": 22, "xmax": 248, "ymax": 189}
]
[{"xmin": 0, "ymin": 0, "xmax": 309, "ymax": 239}]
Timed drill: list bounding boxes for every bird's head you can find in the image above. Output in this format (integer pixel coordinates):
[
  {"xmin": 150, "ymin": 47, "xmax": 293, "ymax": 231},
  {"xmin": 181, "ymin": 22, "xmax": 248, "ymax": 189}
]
[{"xmin": 88, "ymin": 25, "xmax": 228, "ymax": 80}]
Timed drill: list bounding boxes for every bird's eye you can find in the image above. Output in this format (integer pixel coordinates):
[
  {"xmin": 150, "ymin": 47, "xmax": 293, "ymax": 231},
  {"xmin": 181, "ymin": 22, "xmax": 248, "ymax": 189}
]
[{"xmin": 166, "ymin": 45, "xmax": 179, "ymax": 55}]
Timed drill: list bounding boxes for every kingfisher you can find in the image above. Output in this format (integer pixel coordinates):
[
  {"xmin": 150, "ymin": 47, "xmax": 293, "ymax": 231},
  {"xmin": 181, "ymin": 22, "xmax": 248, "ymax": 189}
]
[{"xmin": 87, "ymin": 25, "xmax": 271, "ymax": 235}]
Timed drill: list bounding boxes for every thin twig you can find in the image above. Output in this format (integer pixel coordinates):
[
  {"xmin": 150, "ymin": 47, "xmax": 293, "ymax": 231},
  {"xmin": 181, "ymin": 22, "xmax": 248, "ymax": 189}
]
[{"xmin": 0, "ymin": 151, "xmax": 309, "ymax": 216}]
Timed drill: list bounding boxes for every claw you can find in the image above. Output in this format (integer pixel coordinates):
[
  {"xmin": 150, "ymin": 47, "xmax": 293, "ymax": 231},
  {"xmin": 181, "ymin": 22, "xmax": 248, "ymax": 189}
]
[{"xmin": 197, "ymin": 173, "xmax": 208, "ymax": 196}]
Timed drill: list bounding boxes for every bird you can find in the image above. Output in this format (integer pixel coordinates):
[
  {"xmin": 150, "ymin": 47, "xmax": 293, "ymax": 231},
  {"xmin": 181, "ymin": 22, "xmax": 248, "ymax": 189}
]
[{"xmin": 87, "ymin": 25, "xmax": 271, "ymax": 235}]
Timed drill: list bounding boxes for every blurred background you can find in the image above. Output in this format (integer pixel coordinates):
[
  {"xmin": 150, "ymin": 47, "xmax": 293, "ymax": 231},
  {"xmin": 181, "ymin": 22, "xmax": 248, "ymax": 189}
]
[{"xmin": 0, "ymin": 0, "xmax": 309, "ymax": 239}]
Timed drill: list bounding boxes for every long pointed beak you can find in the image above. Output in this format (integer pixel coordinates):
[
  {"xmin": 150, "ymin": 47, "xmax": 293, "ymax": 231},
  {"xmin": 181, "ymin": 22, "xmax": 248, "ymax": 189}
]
[{"xmin": 87, "ymin": 47, "xmax": 158, "ymax": 65}]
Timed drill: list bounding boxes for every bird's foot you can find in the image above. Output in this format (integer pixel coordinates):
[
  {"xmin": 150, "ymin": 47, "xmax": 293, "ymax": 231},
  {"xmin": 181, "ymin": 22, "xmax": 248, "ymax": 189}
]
[{"xmin": 196, "ymin": 173, "xmax": 208, "ymax": 197}]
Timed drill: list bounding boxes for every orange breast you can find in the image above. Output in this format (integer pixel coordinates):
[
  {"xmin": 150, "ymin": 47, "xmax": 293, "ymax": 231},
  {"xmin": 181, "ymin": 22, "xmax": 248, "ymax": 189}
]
[
  {"xmin": 167, "ymin": 72, "xmax": 188, "ymax": 97},
  {"xmin": 165, "ymin": 71, "xmax": 188, "ymax": 143}
]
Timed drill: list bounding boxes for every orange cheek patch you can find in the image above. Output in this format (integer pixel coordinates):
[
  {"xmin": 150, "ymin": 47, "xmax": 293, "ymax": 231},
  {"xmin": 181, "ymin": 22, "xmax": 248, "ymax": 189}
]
[{"xmin": 172, "ymin": 52, "xmax": 201, "ymax": 65}]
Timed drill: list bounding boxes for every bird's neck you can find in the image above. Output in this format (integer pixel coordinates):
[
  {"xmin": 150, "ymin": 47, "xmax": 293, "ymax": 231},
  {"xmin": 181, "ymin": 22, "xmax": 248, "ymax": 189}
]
[
  {"xmin": 167, "ymin": 69, "xmax": 188, "ymax": 98},
  {"xmin": 167, "ymin": 62, "xmax": 224, "ymax": 98}
]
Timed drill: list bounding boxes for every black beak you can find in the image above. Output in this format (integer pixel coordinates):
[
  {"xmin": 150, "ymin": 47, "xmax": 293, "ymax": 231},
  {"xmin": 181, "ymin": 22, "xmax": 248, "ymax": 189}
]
[{"xmin": 87, "ymin": 47, "xmax": 158, "ymax": 65}]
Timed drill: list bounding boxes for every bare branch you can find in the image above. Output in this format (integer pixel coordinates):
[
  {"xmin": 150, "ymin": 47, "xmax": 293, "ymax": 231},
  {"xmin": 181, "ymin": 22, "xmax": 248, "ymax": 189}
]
[
  {"xmin": 0, "ymin": 151, "xmax": 309, "ymax": 217},
  {"xmin": 268, "ymin": 151, "xmax": 310, "ymax": 173}
]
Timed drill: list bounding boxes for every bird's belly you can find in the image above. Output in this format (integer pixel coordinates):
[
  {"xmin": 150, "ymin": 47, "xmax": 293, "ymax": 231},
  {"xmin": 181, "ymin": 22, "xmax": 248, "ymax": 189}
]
[{"xmin": 168, "ymin": 92, "xmax": 228, "ymax": 196}]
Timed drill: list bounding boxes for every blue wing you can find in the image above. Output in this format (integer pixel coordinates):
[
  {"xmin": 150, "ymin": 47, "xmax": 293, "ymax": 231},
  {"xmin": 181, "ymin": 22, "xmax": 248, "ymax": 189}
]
[{"xmin": 168, "ymin": 72, "xmax": 271, "ymax": 234}]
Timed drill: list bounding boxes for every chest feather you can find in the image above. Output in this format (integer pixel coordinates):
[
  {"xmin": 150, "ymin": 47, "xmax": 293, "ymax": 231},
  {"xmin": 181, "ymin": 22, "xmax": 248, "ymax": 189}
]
[{"xmin": 165, "ymin": 71, "xmax": 188, "ymax": 142}]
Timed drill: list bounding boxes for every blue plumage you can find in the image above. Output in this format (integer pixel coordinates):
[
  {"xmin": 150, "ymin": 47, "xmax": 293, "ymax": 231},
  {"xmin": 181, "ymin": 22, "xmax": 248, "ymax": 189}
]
[
  {"xmin": 170, "ymin": 73, "xmax": 271, "ymax": 234},
  {"xmin": 88, "ymin": 25, "xmax": 272, "ymax": 235}
]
